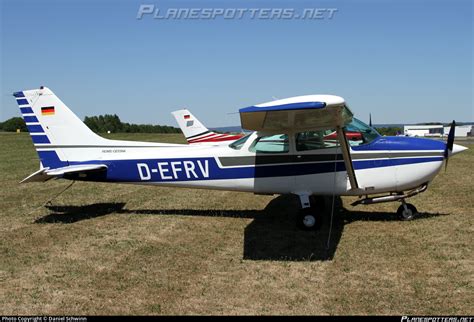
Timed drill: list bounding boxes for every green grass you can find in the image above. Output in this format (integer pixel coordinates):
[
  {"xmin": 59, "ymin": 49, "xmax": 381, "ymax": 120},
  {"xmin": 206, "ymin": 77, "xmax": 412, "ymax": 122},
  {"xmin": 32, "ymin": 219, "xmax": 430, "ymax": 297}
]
[{"xmin": 0, "ymin": 132, "xmax": 472, "ymax": 315}]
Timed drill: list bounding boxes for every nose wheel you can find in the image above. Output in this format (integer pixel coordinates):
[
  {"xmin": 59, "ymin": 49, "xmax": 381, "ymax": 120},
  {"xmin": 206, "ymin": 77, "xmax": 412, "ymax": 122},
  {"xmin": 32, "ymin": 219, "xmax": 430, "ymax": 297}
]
[{"xmin": 397, "ymin": 201, "xmax": 418, "ymax": 221}]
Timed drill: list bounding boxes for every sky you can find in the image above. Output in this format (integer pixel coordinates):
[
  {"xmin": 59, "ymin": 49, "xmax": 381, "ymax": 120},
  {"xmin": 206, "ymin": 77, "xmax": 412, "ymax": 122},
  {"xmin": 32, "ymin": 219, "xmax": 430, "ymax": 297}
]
[{"xmin": 1, "ymin": 0, "xmax": 472, "ymax": 127}]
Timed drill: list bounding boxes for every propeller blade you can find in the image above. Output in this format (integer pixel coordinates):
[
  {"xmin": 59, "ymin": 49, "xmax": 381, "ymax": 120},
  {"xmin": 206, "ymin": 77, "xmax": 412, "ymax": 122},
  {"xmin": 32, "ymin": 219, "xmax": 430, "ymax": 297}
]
[{"xmin": 444, "ymin": 120, "xmax": 456, "ymax": 171}]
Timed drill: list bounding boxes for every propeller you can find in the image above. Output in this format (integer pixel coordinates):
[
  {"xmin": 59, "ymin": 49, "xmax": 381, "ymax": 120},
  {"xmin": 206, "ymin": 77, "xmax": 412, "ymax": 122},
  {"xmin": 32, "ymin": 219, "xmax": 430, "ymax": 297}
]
[{"xmin": 444, "ymin": 120, "xmax": 455, "ymax": 171}]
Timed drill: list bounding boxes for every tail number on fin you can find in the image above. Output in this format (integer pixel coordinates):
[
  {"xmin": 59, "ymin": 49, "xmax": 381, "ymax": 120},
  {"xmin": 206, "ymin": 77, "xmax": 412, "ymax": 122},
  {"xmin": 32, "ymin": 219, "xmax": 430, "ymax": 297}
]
[{"xmin": 137, "ymin": 160, "xmax": 209, "ymax": 181}]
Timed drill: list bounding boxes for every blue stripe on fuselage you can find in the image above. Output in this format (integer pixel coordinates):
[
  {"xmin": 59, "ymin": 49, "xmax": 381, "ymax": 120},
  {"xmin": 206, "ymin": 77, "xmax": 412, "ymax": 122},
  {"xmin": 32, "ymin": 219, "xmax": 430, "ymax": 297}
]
[
  {"xmin": 37, "ymin": 151, "xmax": 69, "ymax": 168},
  {"xmin": 67, "ymin": 156, "xmax": 443, "ymax": 183},
  {"xmin": 353, "ymin": 136, "xmax": 446, "ymax": 151},
  {"xmin": 99, "ymin": 158, "xmax": 347, "ymax": 182},
  {"xmin": 356, "ymin": 156, "xmax": 443, "ymax": 169}
]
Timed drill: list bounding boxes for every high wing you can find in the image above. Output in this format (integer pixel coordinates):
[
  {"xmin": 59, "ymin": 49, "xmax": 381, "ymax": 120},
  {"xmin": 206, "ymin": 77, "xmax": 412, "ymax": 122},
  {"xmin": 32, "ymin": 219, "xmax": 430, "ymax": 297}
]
[
  {"xmin": 238, "ymin": 95, "xmax": 359, "ymax": 190},
  {"xmin": 239, "ymin": 95, "xmax": 353, "ymax": 133},
  {"xmin": 20, "ymin": 164, "xmax": 107, "ymax": 183}
]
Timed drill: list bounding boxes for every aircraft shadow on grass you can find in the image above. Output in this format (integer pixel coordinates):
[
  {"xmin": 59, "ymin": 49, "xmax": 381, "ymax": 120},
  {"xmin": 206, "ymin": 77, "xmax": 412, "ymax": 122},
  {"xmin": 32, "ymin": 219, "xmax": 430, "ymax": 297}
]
[
  {"xmin": 36, "ymin": 203, "xmax": 127, "ymax": 224},
  {"xmin": 36, "ymin": 195, "xmax": 448, "ymax": 262}
]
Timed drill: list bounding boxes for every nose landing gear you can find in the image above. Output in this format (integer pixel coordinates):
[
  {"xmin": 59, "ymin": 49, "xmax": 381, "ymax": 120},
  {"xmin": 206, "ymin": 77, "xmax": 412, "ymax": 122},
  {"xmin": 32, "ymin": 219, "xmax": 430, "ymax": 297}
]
[
  {"xmin": 397, "ymin": 201, "xmax": 418, "ymax": 221},
  {"xmin": 351, "ymin": 184, "xmax": 427, "ymax": 221}
]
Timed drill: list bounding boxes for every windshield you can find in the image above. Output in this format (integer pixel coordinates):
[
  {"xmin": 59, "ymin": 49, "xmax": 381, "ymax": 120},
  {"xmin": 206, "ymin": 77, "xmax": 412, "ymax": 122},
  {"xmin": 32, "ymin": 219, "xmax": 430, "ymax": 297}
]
[{"xmin": 345, "ymin": 118, "xmax": 380, "ymax": 145}]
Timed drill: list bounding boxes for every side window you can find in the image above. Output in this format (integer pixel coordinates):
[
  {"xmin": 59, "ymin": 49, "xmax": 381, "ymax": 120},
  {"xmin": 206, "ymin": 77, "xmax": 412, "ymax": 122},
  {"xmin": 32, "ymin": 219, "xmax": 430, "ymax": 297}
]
[
  {"xmin": 249, "ymin": 134, "xmax": 289, "ymax": 153},
  {"xmin": 295, "ymin": 130, "xmax": 340, "ymax": 151},
  {"xmin": 229, "ymin": 134, "xmax": 251, "ymax": 150}
]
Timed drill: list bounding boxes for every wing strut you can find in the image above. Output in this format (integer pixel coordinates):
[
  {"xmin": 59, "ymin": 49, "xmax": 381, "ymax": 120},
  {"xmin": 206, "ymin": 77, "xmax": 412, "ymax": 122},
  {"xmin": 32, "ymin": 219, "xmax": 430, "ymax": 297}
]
[{"xmin": 336, "ymin": 126, "xmax": 359, "ymax": 190}]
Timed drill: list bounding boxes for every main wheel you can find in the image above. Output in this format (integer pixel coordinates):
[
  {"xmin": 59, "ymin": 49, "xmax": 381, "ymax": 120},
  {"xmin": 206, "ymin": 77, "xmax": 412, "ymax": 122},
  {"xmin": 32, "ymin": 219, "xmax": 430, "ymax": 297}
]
[
  {"xmin": 297, "ymin": 208, "xmax": 322, "ymax": 231},
  {"xmin": 397, "ymin": 203, "xmax": 417, "ymax": 221}
]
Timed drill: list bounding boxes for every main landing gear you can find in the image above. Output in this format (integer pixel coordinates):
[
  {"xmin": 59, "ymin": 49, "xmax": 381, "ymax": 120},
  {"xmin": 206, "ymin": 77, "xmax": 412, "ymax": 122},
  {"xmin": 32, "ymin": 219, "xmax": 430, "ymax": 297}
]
[{"xmin": 296, "ymin": 195, "xmax": 325, "ymax": 231}]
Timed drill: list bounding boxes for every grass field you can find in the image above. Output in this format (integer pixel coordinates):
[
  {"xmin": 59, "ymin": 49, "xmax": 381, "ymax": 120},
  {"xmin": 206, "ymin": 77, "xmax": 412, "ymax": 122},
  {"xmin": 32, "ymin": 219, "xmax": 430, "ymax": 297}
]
[{"xmin": 0, "ymin": 132, "xmax": 472, "ymax": 315}]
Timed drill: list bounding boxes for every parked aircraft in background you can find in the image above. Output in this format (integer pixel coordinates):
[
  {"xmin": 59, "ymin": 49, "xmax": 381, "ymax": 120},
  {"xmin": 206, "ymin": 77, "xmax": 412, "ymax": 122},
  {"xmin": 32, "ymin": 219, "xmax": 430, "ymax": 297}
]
[{"xmin": 171, "ymin": 109, "xmax": 243, "ymax": 145}]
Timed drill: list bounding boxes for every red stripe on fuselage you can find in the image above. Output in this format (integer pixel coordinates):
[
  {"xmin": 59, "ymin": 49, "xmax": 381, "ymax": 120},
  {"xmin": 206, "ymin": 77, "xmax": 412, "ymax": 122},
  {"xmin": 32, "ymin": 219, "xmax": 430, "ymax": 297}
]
[
  {"xmin": 199, "ymin": 135, "xmax": 243, "ymax": 142},
  {"xmin": 187, "ymin": 133, "xmax": 219, "ymax": 143},
  {"xmin": 188, "ymin": 133, "xmax": 243, "ymax": 143}
]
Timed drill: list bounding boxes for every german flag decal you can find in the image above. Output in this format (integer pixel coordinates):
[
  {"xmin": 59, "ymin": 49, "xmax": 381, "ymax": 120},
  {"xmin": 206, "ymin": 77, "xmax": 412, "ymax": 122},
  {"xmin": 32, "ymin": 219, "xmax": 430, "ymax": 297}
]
[{"xmin": 41, "ymin": 106, "xmax": 55, "ymax": 116}]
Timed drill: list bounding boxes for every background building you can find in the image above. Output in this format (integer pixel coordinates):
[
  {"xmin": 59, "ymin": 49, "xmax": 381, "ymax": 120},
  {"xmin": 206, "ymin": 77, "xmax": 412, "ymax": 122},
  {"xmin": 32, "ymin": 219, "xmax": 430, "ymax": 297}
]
[{"xmin": 403, "ymin": 124, "xmax": 473, "ymax": 137}]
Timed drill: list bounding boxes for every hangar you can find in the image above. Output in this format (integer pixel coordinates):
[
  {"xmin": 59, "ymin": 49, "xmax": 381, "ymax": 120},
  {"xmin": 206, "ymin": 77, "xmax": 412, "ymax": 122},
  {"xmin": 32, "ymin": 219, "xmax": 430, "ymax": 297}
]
[{"xmin": 403, "ymin": 124, "xmax": 472, "ymax": 137}]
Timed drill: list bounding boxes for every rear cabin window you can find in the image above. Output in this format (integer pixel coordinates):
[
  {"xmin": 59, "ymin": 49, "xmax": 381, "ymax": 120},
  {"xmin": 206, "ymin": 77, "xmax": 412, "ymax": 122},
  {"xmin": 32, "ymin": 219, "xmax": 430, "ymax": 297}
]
[
  {"xmin": 249, "ymin": 134, "xmax": 289, "ymax": 153},
  {"xmin": 229, "ymin": 134, "xmax": 251, "ymax": 150}
]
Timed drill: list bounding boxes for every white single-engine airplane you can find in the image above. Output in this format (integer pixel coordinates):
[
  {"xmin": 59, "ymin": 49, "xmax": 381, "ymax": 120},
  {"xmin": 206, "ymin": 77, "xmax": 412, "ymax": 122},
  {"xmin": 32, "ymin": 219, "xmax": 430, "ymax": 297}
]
[{"xmin": 14, "ymin": 87, "xmax": 467, "ymax": 229}]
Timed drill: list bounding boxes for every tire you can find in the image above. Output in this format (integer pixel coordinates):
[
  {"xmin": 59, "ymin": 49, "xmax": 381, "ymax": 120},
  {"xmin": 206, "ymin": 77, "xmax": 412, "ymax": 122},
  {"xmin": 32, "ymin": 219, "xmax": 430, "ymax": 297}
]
[{"xmin": 397, "ymin": 203, "xmax": 417, "ymax": 221}]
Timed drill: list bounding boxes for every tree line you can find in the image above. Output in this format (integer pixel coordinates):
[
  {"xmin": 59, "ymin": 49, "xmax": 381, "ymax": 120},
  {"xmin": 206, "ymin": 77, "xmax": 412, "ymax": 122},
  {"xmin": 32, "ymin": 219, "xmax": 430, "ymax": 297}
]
[
  {"xmin": 0, "ymin": 116, "xmax": 457, "ymax": 137},
  {"xmin": 0, "ymin": 114, "xmax": 181, "ymax": 134},
  {"xmin": 83, "ymin": 114, "xmax": 180, "ymax": 133},
  {"xmin": 374, "ymin": 127, "xmax": 403, "ymax": 136},
  {"xmin": 0, "ymin": 117, "xmax": 27, "ymax": 132}
]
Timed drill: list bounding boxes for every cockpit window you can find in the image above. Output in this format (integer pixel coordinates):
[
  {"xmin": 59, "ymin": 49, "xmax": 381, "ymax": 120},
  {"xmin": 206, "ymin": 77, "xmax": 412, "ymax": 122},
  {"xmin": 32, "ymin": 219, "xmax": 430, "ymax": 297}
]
[
  {"xmin": 295, "ymin": 118, "xmax": 380, "ymax": 151},
  {"xmin": 249, "ymin": 134, "xmax": 289, "ymax": 153},
  {"xmin": 229, "ymin": 134, "xmax": 251, "ymax": 150}
]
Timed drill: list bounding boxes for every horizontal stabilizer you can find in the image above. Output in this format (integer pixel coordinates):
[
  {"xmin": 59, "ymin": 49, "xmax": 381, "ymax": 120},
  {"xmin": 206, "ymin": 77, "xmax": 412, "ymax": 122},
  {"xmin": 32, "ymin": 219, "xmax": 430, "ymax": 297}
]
[
  {"xmin": 20, "ymin": 164, "xmax": 107, "ymax": 183},
  {"xmin": 45, "ymin": 164, "xmax": 107, "ymax": 176},
  {"xmin": 20, "ymin": 168, "xmax": 52, "ymax": 183}
]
